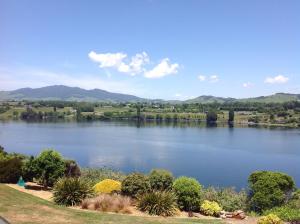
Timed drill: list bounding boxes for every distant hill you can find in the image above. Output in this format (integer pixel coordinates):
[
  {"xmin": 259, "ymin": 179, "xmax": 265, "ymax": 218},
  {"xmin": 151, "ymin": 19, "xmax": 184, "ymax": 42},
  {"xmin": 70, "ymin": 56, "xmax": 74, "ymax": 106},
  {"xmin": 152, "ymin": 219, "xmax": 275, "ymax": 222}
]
[
  {"xmin": 185, "ymin": 95, "xmax": 235, "ymax": 104},
  {"xmin": 0, "ymin": 85, "xmax": 299, "ymax": 103},
  {"xmin": 0, "ymin": 85, "xmax": 146, "ymax": 102},
  {"xmin": 186, "ymin": 93, "xmax": 300, "ymax": 104}
]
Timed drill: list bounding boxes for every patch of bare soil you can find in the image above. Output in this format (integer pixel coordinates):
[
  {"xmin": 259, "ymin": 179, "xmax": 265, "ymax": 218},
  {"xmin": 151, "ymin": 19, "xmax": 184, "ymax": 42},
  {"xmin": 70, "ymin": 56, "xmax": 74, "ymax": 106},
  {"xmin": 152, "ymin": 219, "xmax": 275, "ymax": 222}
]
[{"xmin": 6, "ymin": 183, "xmax": 53, "ymax": 201}]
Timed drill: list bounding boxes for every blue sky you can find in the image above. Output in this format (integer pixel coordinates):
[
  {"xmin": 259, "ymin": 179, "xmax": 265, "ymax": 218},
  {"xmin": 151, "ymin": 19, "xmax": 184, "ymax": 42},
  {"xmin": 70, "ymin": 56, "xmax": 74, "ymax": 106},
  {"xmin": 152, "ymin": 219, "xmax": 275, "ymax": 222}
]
[{"xmin": 0, "ymin": 0, "xmax": 300, "ymax": 100}]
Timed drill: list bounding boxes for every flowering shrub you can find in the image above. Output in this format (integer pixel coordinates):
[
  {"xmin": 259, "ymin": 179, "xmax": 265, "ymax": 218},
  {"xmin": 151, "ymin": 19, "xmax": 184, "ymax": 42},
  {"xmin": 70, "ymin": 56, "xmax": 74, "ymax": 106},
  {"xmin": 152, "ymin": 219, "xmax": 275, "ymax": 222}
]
[
  {"xmin": 200, "ymin": 200, "xmax": 222, "ymax": 217},
  {"xmin": 258, "ymin": 214, "xmax": 283, "ymax": 224},
  {"xmin": 94, "ymin": 179, "xmax": 121, "ymax": 194}
]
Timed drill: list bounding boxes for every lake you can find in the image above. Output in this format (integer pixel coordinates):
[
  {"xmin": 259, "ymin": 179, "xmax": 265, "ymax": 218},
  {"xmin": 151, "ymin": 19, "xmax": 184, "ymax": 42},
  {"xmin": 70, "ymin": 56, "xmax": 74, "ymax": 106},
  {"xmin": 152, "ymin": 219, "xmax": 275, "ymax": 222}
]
[{"xmin": 0, "ymin": 121, "xmax": 299, "ymax": 189}]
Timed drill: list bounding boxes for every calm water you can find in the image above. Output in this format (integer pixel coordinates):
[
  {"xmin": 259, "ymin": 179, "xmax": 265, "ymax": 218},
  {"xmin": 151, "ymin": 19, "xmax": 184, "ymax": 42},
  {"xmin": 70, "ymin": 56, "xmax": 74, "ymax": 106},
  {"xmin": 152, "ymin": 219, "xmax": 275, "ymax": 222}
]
[{"xmin": 0, "ymin": 121, "xmax": 299, "ymax": 189}]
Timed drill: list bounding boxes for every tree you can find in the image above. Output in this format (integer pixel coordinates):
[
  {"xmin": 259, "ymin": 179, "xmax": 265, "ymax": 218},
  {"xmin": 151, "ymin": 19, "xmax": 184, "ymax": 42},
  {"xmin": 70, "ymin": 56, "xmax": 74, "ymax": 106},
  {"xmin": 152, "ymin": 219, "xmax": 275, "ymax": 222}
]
[
  {"xmin": 248, "ymin": 171, "xmax": 295, "ymax": 213},
  {"xmin": 35, "ymin": 149, "xmax": 65, "ymax": 187},
  {"xmin": 228, "ymin": 109, "xmax": 234, "ymax": 123},
  {"xmin": 206, "ymin": 111, "xmax": 218, "ymax": 124}
]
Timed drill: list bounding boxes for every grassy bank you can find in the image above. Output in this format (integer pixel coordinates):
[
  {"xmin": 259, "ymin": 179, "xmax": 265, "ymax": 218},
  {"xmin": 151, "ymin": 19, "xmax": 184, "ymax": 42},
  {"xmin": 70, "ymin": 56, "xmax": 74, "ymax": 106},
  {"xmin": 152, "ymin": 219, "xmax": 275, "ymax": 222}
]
[{"xmin": 0, "ymin": 184, "xmax": 222, "ymax": 224}]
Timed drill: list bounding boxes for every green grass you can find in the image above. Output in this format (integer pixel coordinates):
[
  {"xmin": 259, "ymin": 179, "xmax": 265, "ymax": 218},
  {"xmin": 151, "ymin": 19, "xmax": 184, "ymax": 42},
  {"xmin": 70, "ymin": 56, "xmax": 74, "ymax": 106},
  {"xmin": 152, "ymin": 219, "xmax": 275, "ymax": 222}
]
[{"xmin": 0, "ymin": 184, "xmax": 222, "ymax": 224}]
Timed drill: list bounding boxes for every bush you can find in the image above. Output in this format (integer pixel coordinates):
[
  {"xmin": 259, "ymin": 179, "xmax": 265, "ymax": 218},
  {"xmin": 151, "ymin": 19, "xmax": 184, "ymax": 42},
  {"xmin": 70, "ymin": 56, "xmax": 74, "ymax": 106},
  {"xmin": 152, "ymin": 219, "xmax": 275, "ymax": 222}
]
[
  {"xmin": 0, "ymin": 157, "xmax": 23, "ymax": 183},
  {"xmin": 94, "ymin": 179, "xmax": 121, "ymax": 194},
  {"xmin": 258, "ymin": 214, "xmax": 283, "ymax": 224},
  {"xmin": 137, "ymin": 191, "xmax": 178, "ymax": 217},
  {"xmin": 264, "ymin": 206, "xmax": 300, "ymax": 222},
  {"xmin": 81, "ymin": 168, "xmax": 125, "ymax": 186},
  {"xmin": 121, "ymin": 173, "xmax": 150, "ymax": 198},
  {"xmin": 22, "ymin": 156, "xmax": 38, "ymax": 182},
  {"xmin": 35, "ymin": 149, "xmax": 65, "ymax": 187},
  {"xmin": 81, "ymin": 194, "xmax": 132, "ymax": 214},
  {"xmin": 202, "ymin": 187, "xmax": 247, "ymax": 212},
  {"xmin": 64, "ymin": 160, "xmax": 81, "ymax": 177},
  {"xmin": 53, "ymin": 177, "xmax": 93, "ymax": 206},
  {"xmin": 200, "ymin": 200, "xmax": 222, "ymax": 217},
  {"xmin": 248, "ymin": 171, "xmax": 295, "ymax": 212},
  {"xmin": 149, "ymin": 169, "xmax": 174, "ymax": 191},
  {"xmin": 173, "ymin": 176, "xmax": 202, "ymax": 211}
]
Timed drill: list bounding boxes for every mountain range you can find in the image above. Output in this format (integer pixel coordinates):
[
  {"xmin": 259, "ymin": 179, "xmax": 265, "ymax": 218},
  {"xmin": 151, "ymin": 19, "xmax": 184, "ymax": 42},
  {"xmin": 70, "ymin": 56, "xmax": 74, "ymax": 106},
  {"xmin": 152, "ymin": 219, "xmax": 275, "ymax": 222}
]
[{"xmin": 0, "ymin": 85, "xmax": 299, "ymax": 103}]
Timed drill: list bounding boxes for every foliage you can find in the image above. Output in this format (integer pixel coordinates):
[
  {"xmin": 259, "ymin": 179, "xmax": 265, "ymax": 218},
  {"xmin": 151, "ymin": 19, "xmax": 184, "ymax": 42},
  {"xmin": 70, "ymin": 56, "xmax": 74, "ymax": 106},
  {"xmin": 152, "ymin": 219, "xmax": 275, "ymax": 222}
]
[
  {"xmin": 228, "ymin": 109, "xmax": 234, "ymax": 123},
  {"xmin": 137, "ymin": 191, "xmax": 178, "ymax": 217},
  {"xmin": 64, "ymin": 160, "xmax": 81, "ymax": 177},
  {"xmin": 248, "ymin": 171, "xmax": 295, "ymax": 212},
  {"xmin": 53, "ymin": 177, "xmax": 93, "ymax": 206},
  {"xmin": 81, "ymin": 167, "xmax": 125, "ymax": 186},
  {"xmin": 173, "ymin": 176, "xmax": 202, "ymax": 211},
  {"xmin": 149, "ymin": 169, "xmax": 174, "ymax": 191},
  {"xmin": 264, "ymin": 206, "xmax": 300, "ymax": 222},
  {"xmin": 94, "ymin": 179, "xmax": 121, "ymax": 194},
  {"xmin": 200, "ymin": 200, "xmax": 222, "ymax": 217},
  {"xmin": 202, "ymin": 186, "xmax": 247, "ymax": 212},
  {"xmin": 206, "ymin": 111, "xmax": 218, "ymax": 123},
  {"xmin": 81, "ymin": 194, "xmax": 132, "ymax": 214},
  {"xmin": 257, "ymin": 214, "xmax": 283, "ymax": 224},
  {"xmin": 0, "ymin": 156, "xmax": 23, "ymax": 183},
  {"xmin": 121, "ymin": 173, "xmax": 150, "ymax": 198},
  {"xmin": 22, "ymin": 156, "xmax": 38, "ymax": 182},
  {"xmin": 34, "ymin": 149, "xmax": 65, "ymax": 187}
]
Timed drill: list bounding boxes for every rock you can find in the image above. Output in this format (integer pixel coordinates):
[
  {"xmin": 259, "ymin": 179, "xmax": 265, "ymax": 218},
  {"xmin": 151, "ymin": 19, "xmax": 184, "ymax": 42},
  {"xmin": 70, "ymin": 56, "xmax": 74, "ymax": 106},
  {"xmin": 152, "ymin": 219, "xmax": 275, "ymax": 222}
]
[{"xmin": 232, "ymin": 210, "xmax": 246, "ymax": 219}]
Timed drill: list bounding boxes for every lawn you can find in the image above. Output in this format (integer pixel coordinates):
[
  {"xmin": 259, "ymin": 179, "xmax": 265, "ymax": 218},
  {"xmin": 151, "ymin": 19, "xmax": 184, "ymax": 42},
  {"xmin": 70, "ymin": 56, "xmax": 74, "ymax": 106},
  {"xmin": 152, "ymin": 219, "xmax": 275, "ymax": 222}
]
[{"xmin": 0, "ymin": 185, "xmax": 222, "ymax": 224}]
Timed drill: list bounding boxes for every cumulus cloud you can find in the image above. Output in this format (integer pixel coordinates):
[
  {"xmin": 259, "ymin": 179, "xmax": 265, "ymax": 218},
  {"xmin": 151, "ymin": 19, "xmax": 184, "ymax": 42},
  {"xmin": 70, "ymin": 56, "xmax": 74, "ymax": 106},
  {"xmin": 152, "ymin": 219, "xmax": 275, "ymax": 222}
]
[
  {"xmin": 88, "ymin": 51, "xmax": 149, "ymax": 76},
  {"xmin": 243, "ymin": 82, "xmax": 253, "ymax": 88},
  {"xmin": 144, "ymin": 58, "xmax": 179, "ymax": 78},
  {"xmin": 198, "ymin": 75, "xmax": 206, "ymax": 81},
  {"xmin": 265, "ymin": 75, "xmax": 289, "ymax": 84}
]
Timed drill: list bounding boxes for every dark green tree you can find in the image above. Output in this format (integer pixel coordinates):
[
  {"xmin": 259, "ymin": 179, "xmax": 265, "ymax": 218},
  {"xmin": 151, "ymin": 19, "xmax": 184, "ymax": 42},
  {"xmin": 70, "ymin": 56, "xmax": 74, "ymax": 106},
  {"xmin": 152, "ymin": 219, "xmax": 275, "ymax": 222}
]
[{"xmin": 228, "ymin": 109, "xmax": 234, "ymax": 123}]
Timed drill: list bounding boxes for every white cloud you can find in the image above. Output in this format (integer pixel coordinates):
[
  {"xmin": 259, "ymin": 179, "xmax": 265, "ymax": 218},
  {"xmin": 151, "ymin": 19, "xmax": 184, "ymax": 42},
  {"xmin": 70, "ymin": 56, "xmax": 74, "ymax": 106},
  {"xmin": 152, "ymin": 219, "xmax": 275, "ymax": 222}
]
[
  {"xmin": 209, "ymin": 75, "xmax": 219, "ymax": 83},
  {"xmin": 265, "ymin": 75, "xmax": 289, "ymax": 84},
  {"xmin": 144, "ymin": 58, "xmax": 179, "ymax": 78},
  {"xmin": 243, "ymin": 82, "xmax": 253, "ymax": 88},
  {"xmin": 198, "ymin": 75, "xmax": 206, "ymax": 81},
  {"xmin": 174, "ymin": 93, "xmax": 182, "ymax": 97},
  {"xmin": 88, "ymin": 51, "xmax": 149, "ymax": 76},
  {"xmin": 88, "ymin": 51, "xmax": 127, "ymax": 68}
]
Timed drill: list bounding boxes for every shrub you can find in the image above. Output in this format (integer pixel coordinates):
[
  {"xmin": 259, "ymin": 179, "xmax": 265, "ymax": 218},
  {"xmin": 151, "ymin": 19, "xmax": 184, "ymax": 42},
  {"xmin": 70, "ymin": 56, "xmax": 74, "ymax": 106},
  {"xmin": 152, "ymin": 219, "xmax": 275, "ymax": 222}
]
[
  {"xmin": 94, "ymin": 179, "xmax": 121, "ymax": 194},
  {"xmin": 258, "ymin": 214, "xmax": 283, "ymax": 224},
  {"xmin": 22, "ymin": 156, "xmax": 38, "ymax": 182},
  {"xmin": 64, "ymin": 160, "xmax": 81, "ymax": 177},
  {"xmin": 53, "ymin": 177, "xmax": 93, "ymax": 206},
  {"xmin": 137, "ymin": 191, "xmax": 178, "ymax": 217},
  {"xmin": 200, "ymin": 200, "xmax": 222, "ymax": 217},
  {"xmin": 149, "ymin": 169, "xmax": 174, "ymax": 191},
  {"xmin": 173, "ymin": 176, "xmax": 202, "ymax": 211},
  {"xmin": 121, "ymin": 173, "xmax": 150, "ymax": 198},
  {"xmin": 248, "ymin": 171, "xmax": 295, "ymax": 212},
  {"xmin": 35, "ymin": 149, "xmax": 65, "ymax": 187},
  {"xmin": 202, "ymin": 186, "xmax": 247, "ymax": 212},
  {"xmin": 81, "ymin": 168, "xmax": 125, "ymax": 186},
  {"xmin": 264, "ymin": 206, "xmax": 300, "ymax": 222},
  {"xmin": 81, "ymin": 194, "xmax": 132, "ymax": 214},
  {"xmin": 0, "ymin": 157, "xmax": 23, "ymax": 183}
]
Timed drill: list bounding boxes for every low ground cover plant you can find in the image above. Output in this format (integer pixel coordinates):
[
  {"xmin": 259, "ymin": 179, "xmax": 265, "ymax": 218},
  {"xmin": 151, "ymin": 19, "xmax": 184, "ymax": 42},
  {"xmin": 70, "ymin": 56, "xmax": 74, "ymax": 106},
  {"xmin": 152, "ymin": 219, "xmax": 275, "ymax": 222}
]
[
  {"xmin": 173, "ymin": 176, "xmax": 202, "ymax": 212},
  {"xmin": 81, "ymin": 167, "xmax": 125, "ymax": 186},
  {"xmin": 257, "ymin": 214, "xmax": 283, "ymax": 224},
  {"xmin": 202, "ymin": 186, "xmax": 247, "ymax": 212},
  {"xmin": 200, "ymin": 200, "xmax": 222, "ymax": 217},
  {"xmin": 81, "ymin": 194, "xmax": 132, "ymax": 214},
  {"xmin": 94, "ymin": 179, "xmax": 121, "ymax": 194},
  {"xmin": 53, "ymin": 177, "xmax": 93, "ymax": 206},
  {"xmin": 137, "ymin": 191, "xmax": 178, "ymax": 217}
]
